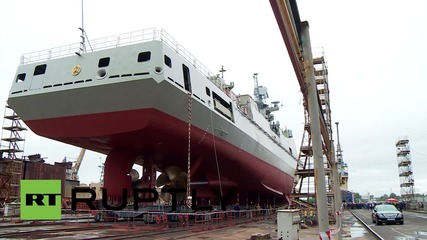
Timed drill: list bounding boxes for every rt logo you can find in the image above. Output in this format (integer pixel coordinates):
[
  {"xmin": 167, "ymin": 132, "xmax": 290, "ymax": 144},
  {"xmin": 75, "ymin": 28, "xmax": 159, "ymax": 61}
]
[{"xmin": 20, "ymin": 180, "xmax": 61, "ymax": 220}]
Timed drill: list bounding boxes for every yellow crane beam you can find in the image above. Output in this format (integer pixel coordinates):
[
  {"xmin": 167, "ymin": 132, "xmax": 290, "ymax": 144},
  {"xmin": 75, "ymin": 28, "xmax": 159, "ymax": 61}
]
[{"xmin": 71, "ymin": 148, "xmax": 86, "ymax": 181}]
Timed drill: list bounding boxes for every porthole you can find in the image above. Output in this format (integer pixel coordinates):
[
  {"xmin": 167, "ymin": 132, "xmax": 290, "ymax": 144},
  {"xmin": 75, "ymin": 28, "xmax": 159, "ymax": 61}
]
[
  {"xmin": 96, "ymin": 69, "xmax": 107, "ymax": 79},
  {"xmin": 154, "ymin": 66, "xmax": 163, "ymax": 74}
]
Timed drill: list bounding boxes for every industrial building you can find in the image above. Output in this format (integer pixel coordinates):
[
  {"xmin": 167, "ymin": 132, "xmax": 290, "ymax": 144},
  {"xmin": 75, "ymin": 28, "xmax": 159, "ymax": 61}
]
[{"xmin": 0, "ymin": 105, "xmax": 81, "ymax": 213}]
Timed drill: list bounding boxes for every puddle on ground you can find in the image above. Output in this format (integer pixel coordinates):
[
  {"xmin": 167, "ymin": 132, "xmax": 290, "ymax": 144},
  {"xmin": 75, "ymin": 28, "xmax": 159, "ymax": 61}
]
[
  {"xmin": 341, "ymin": 214, "xmax": 369, "ymax": 239},
  {"xmin": 348, "ymin": 226, "xmax": 367, "ymax": 238},
  {"xmin": 394, "ymin": 230, "xmax": 427, "ymax": 240}
]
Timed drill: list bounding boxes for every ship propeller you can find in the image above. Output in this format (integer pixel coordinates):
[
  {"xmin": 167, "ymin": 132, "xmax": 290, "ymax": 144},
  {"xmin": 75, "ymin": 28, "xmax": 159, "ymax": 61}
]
[
  {"xmin": 156, "ymin": 166, "xmax": 187, "ymax": 203},
  {"xmin": 129, "ymin": 169, "xmax": 140, "ymax": 182},
  {"xmin": 130, "ymin": 169, "xmax": 143, "ymax": 189}
]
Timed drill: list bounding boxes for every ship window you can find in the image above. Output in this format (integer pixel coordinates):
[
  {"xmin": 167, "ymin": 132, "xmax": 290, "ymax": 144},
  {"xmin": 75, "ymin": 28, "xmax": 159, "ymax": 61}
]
[
  {"xmin": 205, "ymin": 87, "xmax": 211, "ymax": 96},
  {"xmin": 16, "ymin": 73, "xmax": 26, "ymax": 82},
  {"xmin": 138, "ymin": 51, "xmax": 151, "ymax": 62},
  {"xmin": 34, "ymin": 64, "xmax": 47, "ymax": 76},
  {"xmin": 212, "ymin": 91, "xmax": 234, "ymax": 122},
  {"xmin": 164, "ymin": 55, "xmax": 172, "ymax": 68},
  {"xmin": 182, "ymin": 64, "xmax": 192, "ymax": 92},
  {"xmin": 98, "ymin": 57, "xmax": 110, "ymax": 67}
]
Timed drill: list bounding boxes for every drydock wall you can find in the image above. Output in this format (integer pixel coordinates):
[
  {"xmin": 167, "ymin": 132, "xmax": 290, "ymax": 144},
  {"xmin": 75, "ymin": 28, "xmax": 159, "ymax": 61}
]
[{"xmin": 22, "ymin": 161, "xmax": 68, "ymax": 197}]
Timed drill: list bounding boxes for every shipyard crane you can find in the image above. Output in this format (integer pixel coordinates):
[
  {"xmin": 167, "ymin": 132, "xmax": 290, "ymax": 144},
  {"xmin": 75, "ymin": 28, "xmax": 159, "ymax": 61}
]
[{"xmin": 71, "ymin": 148, "xmax": 86, "ymax": 181}]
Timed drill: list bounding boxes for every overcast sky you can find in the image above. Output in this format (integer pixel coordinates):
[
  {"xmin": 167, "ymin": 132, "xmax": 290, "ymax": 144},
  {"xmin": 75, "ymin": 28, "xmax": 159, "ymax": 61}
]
[{"xmin": 1, "ymin": 0, "xmax": 426, "ymax": 197}]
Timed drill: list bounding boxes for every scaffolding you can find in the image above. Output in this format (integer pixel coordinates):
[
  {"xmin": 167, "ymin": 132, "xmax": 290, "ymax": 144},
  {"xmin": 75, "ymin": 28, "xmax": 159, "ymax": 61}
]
[
  {"xmin": 396, "ymin": 137, "xmax": 414, "ymax": 202},
  {"xmin": 291, "ymin": 50, "xmax": 336, "ymax": 222},
  {"xmin": 0, "ymin": 103, "xmax": 26, "ymax": 204}
]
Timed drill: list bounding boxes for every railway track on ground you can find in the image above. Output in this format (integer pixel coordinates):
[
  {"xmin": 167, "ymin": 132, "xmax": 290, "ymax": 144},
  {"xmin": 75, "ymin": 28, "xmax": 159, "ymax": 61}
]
[
  {"xmin": 90, "ymin": 220, "xmax": 271, "ymax": 240},
  {"xmin": 0, "ymin": 224, "xmax": 112, "ymax": 239},
  {"xmin": 348, "ymin": 209, "xmax": 383, "ymax": 240},
  {"xmin": 0, "ymin": 221, "xmax": 65, "ymax": 229},
  {"xmin": 0, "ymin": 210, "xmax": 275, "ymax": 239}
]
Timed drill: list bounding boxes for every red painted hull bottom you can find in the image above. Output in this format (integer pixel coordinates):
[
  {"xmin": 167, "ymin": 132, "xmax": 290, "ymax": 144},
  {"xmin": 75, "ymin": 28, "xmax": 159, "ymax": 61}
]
[{"xmin": 26, "ymin": 108, "xmax": 294, "ymax": 206}]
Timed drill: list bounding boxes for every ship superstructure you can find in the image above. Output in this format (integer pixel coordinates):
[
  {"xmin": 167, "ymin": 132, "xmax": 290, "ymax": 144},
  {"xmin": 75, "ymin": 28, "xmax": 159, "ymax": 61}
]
[{"xmin": 8, "ymin": 28, "xmax": 297, "ymax": 206}]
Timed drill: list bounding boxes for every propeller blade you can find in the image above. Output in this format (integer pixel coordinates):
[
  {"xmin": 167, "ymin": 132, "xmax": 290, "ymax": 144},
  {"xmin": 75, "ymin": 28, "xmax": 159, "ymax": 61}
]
[
  {"xmin": 160, "ymin": 185, "xmax": 172, "ymax": 202},
  {"xmin": 175, "ymin": 172, "xmax": 188, "ymax": 189},
  {"xmin": 129, "ymin": 169, "xmax": 140, "ymax": 182},
  {"xmin": 156, "ymin": 166, "xmax": 188, "ymax": 203},
  {"xmin": 165, "ymin": 166, "xmax": 184, "ymax": 182},
  {"xmin": 156, "ymin": 173, "xmax": 170, "ymax": 187},
  {"xmin": 160, "ymin": 192, "xmax": 171, "ymax": 203},
  {"xmin": 132, "ymin": 179, "xmax": 142, "ymax": 188}
]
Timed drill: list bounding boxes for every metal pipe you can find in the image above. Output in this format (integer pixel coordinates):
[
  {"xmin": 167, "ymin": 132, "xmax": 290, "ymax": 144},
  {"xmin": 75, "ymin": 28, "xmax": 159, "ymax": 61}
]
[
  {"xmin": 331, "ymin": 143, "xmax": 342, "ymax": 240},
  {"xmin": 300, "ymin": 21, "xmax": 330, "ymax": 234},
  {"xmin": 269, "ymin": 0, "xmax": 305, "ymax": 97}
]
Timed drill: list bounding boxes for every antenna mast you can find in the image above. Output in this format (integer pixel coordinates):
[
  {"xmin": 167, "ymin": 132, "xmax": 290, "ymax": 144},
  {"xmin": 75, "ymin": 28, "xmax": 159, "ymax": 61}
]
[
  {"xmin": 81, "ymin": 0, "xmax": 84, "ymax": 31},
  {"xmin": 75, "ymin": 0, "xmax": 92, "ymax": 56},
  {"xmin": 219, "ymin": 65, "xmax": 226, "ymax": 79},
  {"xmin": 77, "ymin": 0, "xmax": 86, "ymax": 55},
  {"xmin": 335, "ymin": 122, "xmax": 343, "ymax": 164},
  {"xmin": 253, "ymin": 73, "xmax": 260, "ymax": 103}
]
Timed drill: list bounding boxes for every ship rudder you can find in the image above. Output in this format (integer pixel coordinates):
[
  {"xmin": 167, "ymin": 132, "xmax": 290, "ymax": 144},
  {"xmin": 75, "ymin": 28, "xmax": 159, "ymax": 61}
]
[{"xmin": 103, "ymin": 149, "xmax": 138, "ymax": 202}]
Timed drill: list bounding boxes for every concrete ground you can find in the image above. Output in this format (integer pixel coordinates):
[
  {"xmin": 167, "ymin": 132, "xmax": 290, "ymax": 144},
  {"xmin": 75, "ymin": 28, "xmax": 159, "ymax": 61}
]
[
  {"xmin": 166, "ymin": 210, "xmax": 377, "ymax": 239},
  {"xmin": 0, "ymin": 210, "xmax": 378, "ymax": 239}
]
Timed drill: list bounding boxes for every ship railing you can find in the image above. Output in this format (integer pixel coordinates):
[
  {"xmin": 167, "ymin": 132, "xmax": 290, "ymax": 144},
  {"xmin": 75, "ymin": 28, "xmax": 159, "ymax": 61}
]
[
  {"xmin": 18, "ymin": 28, "xmax": 211, "ymax": 76},
  {"xmin": 158, "ymin": 29, "xmax": 216, "ymax": 84},
  {"xmin": 115, "ymin": 28, "xmax": 159, "ymax": 47},
  {"xmin": 89, "ymin": 35, "xmax": 122, "ymax": 51},
  {"xmin": 19, "ymin": 28, "xmax": 160, "ymax": 65},
  {"xmin": 20, "ymin": 43, "xmax": 78, "ymax": 65},
  {"xmin": 18, "ymin": 27, "xmax": 230, "ymax": 94}
]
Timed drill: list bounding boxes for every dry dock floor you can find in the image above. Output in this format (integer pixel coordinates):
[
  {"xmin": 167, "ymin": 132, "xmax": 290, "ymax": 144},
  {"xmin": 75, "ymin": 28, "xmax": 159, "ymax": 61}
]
[{"xmin": 0, "ymin": 210, "xmax": 377, "ymax": 239}]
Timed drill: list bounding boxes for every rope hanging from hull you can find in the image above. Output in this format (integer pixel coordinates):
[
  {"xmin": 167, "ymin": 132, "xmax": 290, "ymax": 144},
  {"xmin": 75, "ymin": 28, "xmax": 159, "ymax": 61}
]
[
  {"xmin": 186, "ymin": 92, "xmax": 192, "ymax": 208},
  {"xmin": 210, "ymin": 105, "xmax": 223, "ymax": 198}
]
